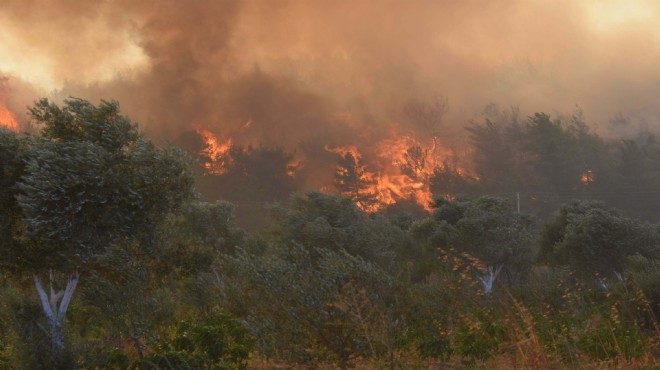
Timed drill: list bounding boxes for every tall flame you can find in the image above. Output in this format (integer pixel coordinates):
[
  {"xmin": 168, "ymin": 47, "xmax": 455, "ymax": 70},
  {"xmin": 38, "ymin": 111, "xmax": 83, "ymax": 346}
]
[{"xmin": 0, "ymin": 103, "xmax": 18, "ymax": 131}]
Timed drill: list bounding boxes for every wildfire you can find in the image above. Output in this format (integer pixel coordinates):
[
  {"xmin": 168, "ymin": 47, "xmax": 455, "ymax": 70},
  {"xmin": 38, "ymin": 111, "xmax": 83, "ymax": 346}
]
[
  {"xmin": 195, "ymin": 124, "xmax": 474, "ymax": 213},
  {"xmin": 194, "ymin": 125, "xmax": 232, "ymax": 175},
  {"xmin": 581, "ymin": 170, "xmax": 594, "ymax": 185},
  {"xmin": 0, "ymin": 103, "xmax": 18, "ymax": 131},
  {"xmin": 324, "ymin": 144, "xmax": 360, "ymax": 157},
  {"xmin": 286, "ymin": 159, "xmax": 302, "ymax": 177},
  {"xmin": 326, "ymin": 137, "xmax": 438, "ymax": 213}
]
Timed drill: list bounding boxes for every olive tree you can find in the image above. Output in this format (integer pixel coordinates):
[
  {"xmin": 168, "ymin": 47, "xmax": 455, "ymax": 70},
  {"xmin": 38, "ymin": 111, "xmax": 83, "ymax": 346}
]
[
  {"xmin": 539, "ymin": 200, "xmax": 660, "ymax": 277},
  {"xmin": 0, "ymin": 98, "xmax": 195, "ymax": 364}
]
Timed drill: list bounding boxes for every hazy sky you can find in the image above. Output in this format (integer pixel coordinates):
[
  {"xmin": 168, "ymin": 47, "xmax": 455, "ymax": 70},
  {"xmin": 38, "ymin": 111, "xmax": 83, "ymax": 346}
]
[{"xmin": 1, "ymin": 0, "xmax": 659, "ymax": 142}]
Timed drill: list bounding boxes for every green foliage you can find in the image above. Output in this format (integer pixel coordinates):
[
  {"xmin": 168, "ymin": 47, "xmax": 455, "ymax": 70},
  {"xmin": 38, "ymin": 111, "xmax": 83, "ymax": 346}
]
[
  {"xmin": 0, "ymin": 129, "xmax": 31, "ymax": 270},
  {"xmin": 155, "ymin": 201, "xmax": 250, "ymax": 277},
  {"xmin": 269, "ymin": 191, "xmax": 403, "ymax": 266},
  {"xmin": 516, "ymin": 267, "xmax": 657, "ymax": 366},
  {"xmin": 625, "ymin": 254, "xmax": 660, "ymax": 318},
  {"xmin": 1, "ymin": 282, "xmax": 75, "ymax": 369},
  {"xmin": 13, "ymin": 98, "xmax": 196, "ymax": 271},
  {"xmin": 430, "ymin": 196, "xmax": 535, "ymax": 286},
  {"xmin": 0, "ymin": 98, "xmax": 196, "ymax": 368},
  {"xmin": 139, "ymin": 312, "xmax": 253, "ymax": 370},
  {"xmin": 539, "ymin": 200, "xmax": 660, "ymax": 277},
  {"xmin": 453, "ymin": 308, "xmax": 508, "ymax": 364},
  {"xmin": 219, "ymin": 243, "xmax": 405, "ymax": 368}
]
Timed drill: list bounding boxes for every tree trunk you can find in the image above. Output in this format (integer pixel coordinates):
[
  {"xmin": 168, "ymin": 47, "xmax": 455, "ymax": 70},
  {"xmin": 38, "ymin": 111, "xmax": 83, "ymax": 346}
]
[{"xmin": 34, "ymin": 271, "xmax": 79, "ymax": 362}]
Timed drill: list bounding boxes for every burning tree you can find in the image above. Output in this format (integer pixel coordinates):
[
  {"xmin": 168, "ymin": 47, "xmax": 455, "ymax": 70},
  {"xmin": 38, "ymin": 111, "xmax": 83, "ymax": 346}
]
[
  {"xmin": 334, "ymin": 151, "xmax": 379, "ymax": 212},
  {"xmin": 400, "ymin": 145, "xmax": 428, "ymax": 181}
]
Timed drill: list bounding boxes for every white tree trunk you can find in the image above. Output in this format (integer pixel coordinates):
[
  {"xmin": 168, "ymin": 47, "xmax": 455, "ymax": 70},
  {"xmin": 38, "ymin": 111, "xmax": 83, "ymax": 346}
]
[
  {"xmin": 477, "ymin": 265, "xmax": 503, "ymax": 297},
  {"xmin": 34, "ymin": 271, "xmax": 79, "ymax": 360}
]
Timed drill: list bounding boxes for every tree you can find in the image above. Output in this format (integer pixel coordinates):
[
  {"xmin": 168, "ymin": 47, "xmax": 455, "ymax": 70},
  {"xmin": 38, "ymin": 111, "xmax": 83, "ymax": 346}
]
[
  {"xmin": 0, "ymin": 128, "xmax": 30, "ymax": 269},
  {"xmin": 269, "ymin": 191, "xmax": 401, "ymax": 266},
  {"xmin": 404, "ymin": 94, "xmax": 448, "ymax": 167},
  {"xmin": 466, "ymin": 105, "xmax": 529, "ymax": 194},
  {"xmin": 195, "ymin": 143, "xmax": 301, "ymax": 230},
  {"xmin": 220, "ymin": 243, "xmax": 403, "ymax": 370},
  {"xmin": 400, "ymin": 145, "xmax": 428, "ymax": 181},
  {"xmin": 609, "ymin": 133, "xmax": 660, "ymax": 218},
  {"xmin": 334, "ymin": 152, "xmax": 379, "ymax": 212},
  {"xmin": 432, "ymin": 196, "xmax": 535, "ymax": 289},
  {"xmin": 0, "ymin": 98, "xmax": 195, "ymax": 365},
  {"xmin": 429, "ymin": 161, "xmax": 477, "ymax": 199},
  {"xmin": 538, "ymin": 200, "xmax": 660, "ymax": 277}
]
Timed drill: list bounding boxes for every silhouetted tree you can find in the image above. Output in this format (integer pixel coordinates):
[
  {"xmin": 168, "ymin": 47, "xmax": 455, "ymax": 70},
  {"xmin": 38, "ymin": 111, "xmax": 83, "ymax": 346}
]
[
  {"xmin": 334, "ymin": 152, "xmax": 379, "ymax": 211},
  {"xmin": 404, "ymin": 94, "xmax": 448, "ymax": 167},
  {"xmin": 400, "ymin": 145, "xmax": 428, "ymax": 181},
  {"xmin": 466, "ymin": 105, "xmax": 530, "ymax": 194}
]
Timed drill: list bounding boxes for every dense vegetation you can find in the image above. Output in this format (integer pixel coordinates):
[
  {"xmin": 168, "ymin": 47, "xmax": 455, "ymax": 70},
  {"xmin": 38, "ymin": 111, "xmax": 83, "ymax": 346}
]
[{"xmin": 0, "ymin": 99, "xmax": 658, "ymax": 368}]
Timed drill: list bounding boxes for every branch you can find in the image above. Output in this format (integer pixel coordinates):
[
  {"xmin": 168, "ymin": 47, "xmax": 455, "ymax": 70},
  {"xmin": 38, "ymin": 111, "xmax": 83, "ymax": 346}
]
[
  {"xmin": 34, "ymin": 274, "xmax": 55, "ymax": 321},
  {"xmin": 58, "ymin": 271, "xmax": 79, "ymax": 322}
]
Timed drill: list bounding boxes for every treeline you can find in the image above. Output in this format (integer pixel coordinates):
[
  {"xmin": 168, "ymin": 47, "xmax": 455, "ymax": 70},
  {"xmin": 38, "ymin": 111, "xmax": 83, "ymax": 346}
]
[
  {"xmin": 465, "ymin": 105, "xmax": 660, "ymax": 220},
  {"xmin": 0, "ymin": 99, "xmax": 658, "ymax": 368},
  {"xmin": 188, "ymin": 104, "xmax": 660, "ymax": 229}
]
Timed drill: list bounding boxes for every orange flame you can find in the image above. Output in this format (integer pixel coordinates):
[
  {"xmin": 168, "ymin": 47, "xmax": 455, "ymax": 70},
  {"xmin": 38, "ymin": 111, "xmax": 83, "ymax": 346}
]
[
  {"xmin": 194, "ymin": 125, "xmax": 232, "ymax": 175},
  {"xmin": 581, "ymin": 170, "xmax": 594, "ymax": 185},
  {"xmin": 193, "ymin": 121, "xmax": 475, "ymax": 213},
  {"xmin": 324, "ymin": 135, "xmax": 477, "ymax": 212},
  {"xmin": 287, "ymin": 159, "xmax": 302, "ymax": 177},
  {"xmin": 0, "ymin": 103, "xmax": 18, "ymax": 131},
  {"xmin": 325, "ymin": 138, "xmax": 436, "ymax": 212}
]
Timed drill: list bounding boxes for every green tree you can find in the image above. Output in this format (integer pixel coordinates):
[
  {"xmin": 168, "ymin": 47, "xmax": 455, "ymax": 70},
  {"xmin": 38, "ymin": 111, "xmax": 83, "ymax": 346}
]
[
  {"xmin": 269, "ymin": 191, "xmax": 403, "ymax": 266},
  {"xmin": 538, "ymin": 200, "xmax": 660, "ymax": 277},
  {"xmin": 0, "ymin": 128, "xmax": 30, "ymax": 269},
  {"xmin": 1, "ymin": 98, "xmax": 195, "ymax": 365},
  {"xmin": 220, "ymin": 243, "xmax": 403, "ymax": 370},
  {"xmin": 431, "ymin": 196, "xmax": 535, "ymax": 290}
]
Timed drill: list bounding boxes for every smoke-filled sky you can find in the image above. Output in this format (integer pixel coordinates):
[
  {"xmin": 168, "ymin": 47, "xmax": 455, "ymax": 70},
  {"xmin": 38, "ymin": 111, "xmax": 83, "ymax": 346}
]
[{"xmin": 1, "ymin": 0, "xmax": 660, "ymax": 144}]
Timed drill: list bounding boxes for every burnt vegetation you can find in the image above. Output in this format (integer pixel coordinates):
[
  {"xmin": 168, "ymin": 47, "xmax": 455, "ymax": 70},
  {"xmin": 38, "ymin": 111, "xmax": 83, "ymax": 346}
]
[{"xmin": 0, "ymin": 99, "xmax": 659, "ymax": 369}]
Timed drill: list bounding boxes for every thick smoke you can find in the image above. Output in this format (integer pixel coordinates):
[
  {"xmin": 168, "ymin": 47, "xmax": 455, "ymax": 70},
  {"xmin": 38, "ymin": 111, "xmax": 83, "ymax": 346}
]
[{"xmin": 2, "ymin": 0, "xmax": 660, "ymax": 143}]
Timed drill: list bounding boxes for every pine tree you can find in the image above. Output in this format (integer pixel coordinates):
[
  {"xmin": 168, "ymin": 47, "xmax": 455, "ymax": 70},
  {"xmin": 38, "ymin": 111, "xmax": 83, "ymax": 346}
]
[{"xmin": 334, "ymin": 152, "xmax": 378, "ymax": 211}]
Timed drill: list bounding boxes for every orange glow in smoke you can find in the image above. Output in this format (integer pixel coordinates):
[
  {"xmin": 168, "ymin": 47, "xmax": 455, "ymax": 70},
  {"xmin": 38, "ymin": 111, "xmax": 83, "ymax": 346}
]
[{"xmin": 581, "ymin": 170, "xmax": 594, "ymax": 185}]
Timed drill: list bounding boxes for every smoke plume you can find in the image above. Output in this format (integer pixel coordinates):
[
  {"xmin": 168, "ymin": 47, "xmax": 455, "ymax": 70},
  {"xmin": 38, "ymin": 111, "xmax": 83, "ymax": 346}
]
[{"xmin": 2, "ymin": 0, "xmax": 660, "ymax": 144}]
